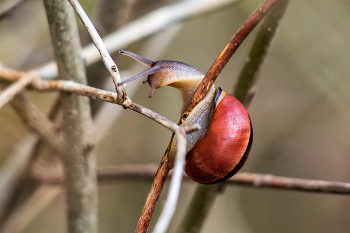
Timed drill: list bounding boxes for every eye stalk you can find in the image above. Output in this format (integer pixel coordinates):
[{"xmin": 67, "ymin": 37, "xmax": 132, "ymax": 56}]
[{"xmin": 117, "ymin": 50, "xmax": 204, "ymax": 112}]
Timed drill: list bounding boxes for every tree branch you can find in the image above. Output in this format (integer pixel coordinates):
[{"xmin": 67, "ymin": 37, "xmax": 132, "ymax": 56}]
[
  {"xmin": 152, "ymin": 128, "xmax": 187, "ymax": 233},
  {"xmin": 234, "ymin": 0, "xmax": 290, "ymax": 105},
  {"xmin": 136, "ymin": 0, "xmax": 283, "ymax": 232},
  {"xmin": 0, "ymin": 73, "xmax": 35, "ymax": 108},
  {"xmin": 43, "ymin": 1, "xmax": 97, "ymax": 232},
  {"xmin": 0, "ymin": 69, "xmax": 191, "ymax": 141},
  {"xmin": 93, "ymin": 24, "xmax": 182, "ymax": 143},
  {"xmin": 0, "ymin": 26, "xmax": 183, "ymax": 227},
  {"xmin": 32, "ymin": 164, "xmax": 350, "ymax": 195},
  {"xmin": 36, "ymin": 0, "xmax": 242, "ymax": 80},
  {"xmin": 0, "ymin": 1, "xmax": 243, "ymax": 232},
  {"xmin": 89, "ymin": 0, "xmax": 136, "ymax": 115},
  {"xmin": 67, "ymin": 0, "xmax": 126, "ymax": 103},
  {"xmin": 10, "ymin": 93, "xmax": 64, "ymax": 153},
  {"xmin": 178, "ymin": 1, "xmax": 290, "ymax": 232},
  {"xmin": 181, "ymin": 0, "xmax": 281, "ymax": 121}
]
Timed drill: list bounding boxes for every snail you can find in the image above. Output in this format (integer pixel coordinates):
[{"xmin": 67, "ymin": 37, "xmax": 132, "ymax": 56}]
[{"xmin": 118, "ymin": 50, "xmax": 253, "ymax": 184}]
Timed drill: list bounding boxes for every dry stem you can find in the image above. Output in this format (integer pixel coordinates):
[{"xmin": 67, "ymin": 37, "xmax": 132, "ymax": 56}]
[
  {"xmin": 31, "ymin": 164, "xmax": 350, "ymax": 195},
  {"xmin": 0, "ymin": 73, "xmax": 35, "ymax": 108},
  {"xmin": 135, "ymin": 0, "xmax": 282, "ymax": 232},
  {"xmin": 43, "ymin": 1, "xmax": 98, "ymax": 232},
  {"xmin": 178, "ymin": 1, "xmax": 290, "ymax": 232}
]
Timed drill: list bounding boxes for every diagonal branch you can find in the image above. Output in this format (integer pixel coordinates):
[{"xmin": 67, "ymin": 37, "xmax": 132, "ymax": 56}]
[
  {"xmin": 10, "ymin": 93, "xmax": 64, "ymax": 153},
  {"xmin": 0, "ymin": 73, "xmax": 35, "ymax": 108},
  {"xmin": 136, "ymin": 1, "xmax": 283, "ymax": 232},
  {"xmin": 178, "ymin": 1, "xmax": 290, "ymax": 232},
  {"xmin": 36, "ymin": 0, "xmax": 242, "ymax": 80},
  {"xmin": 181, "ymin": 0, "xmax": 281, "ymax": 122},
  {"xmin": 0, "ymin": 68, "xmax": 190, "ymax": 141},
  {"xmin": 67, "ymin": 0, "xmax": 126, "ymax": 102},
  {"xmin": 152, "ymin": 127, "xmax": 188, "ymax": 233},
  {"xmin": 0, "ymin": 24, "xmax": 184, "ymax": 227}
]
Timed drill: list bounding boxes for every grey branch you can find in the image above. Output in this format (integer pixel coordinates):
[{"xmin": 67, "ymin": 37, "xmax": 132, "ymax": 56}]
[
  {"xmin": 0, "ymin": 68, "xmax": 184, "ymax": 137},
  {"xmin": 153, "ymin": 128, "xmax": 187, "ymax": 233},
  {"xmin": 10, "ymin": 93, "xmax": 64, "ymax": 153},
  {"xmin": 36, "ymin": 0, "xmax": 241, "ymax": 80},
  {"xmin": 43, "ymin": 0, "xmax": 98, "ymax": 232},
  {"xmin": 0, "ymin": 73, "xmax": 35, "ymax": 108},
  {"xmin": 67, "ymin": 0, "xmax": 124, "ymax": 97},
  {"xmin": 33, "ymin": 164, "xmax": 350, "ymax": 195}
]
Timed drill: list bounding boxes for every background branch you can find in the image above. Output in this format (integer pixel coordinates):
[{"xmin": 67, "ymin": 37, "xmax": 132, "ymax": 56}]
[
  {"xmin": 93, "ymin": 0, "xmax": 135, "ymax": 37},
  {"xmin": 43, "ymin": 1, "xmax": 97, "ymax": 232},
  {"xmin": 10, "ymin": 93, "xmax": 63, "ymax": 152},
  {"xmin": 36, "ymin": 0, "xmax": 241, "ymax": 80},
  {"xmin": 0, "ymin": 0, "xmax": 26, "ymax": 20},
  {"xmin": 0, "ymin": 82, "xmax": 64, "ymax": 227},
  {"xmin": 136, "ymin": 0, "xmax": 283, "ymax": 232},
  {"xmin": 178, "ymin": 1, "xmax": 290, "ymax": 232},
  {"xmin": 31, "ymin": 164, "xmax": 350, "ymax": 195},
  {"xmin": 0, "ymin": 73, "xmax": 34, "ymax": 108},
  {"xmin": 0, "ymin": 69, "xmax": 184, "ymax": 136},
  {"xmin": 181, "ymin": 0, "xmax": 281, "ymax": 121}
]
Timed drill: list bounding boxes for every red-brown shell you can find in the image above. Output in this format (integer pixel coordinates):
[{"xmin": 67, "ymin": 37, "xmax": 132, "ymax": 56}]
[{"xmin": 184, "ymin": 90, "xmax": 252, "ymax": 184}]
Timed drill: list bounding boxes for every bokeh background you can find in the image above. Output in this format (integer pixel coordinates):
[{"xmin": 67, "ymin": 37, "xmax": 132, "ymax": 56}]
[{"xmin": 0, "ymin": 0, "xmax": 349, "ymax": 232}]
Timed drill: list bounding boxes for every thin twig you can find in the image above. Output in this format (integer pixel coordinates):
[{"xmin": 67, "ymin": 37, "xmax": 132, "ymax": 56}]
[
  {"xmin": 89, "ymin": 0, "xmax": 136, "ymax": 115},
  {"xmin": 0, "ymin": 69, "xmax": 185, "ymax": 138},
  {"xmin": 94, "ymin": 24, "xmax": 183, "ymax": 143},
  {"xmin": 181, "ymin": 0, "xmax": 281, "ymax": 122},
  {"xmin": 228, "ymin": 173, "xmax": 350, "ymax": 194},
  {"xmin": 0, "ymin": 26, "xmax": 182, "ymax": 227},
  {"xmin": 36, "ymin": 0, "xmax": 242, "ymax": 80},
  {"xmin": 32, "ymin": 164, "xmax": 350, "ymax": 195},
  {"xmin": 68, "ymin": 0, "xmax": 128, "ymax": 104},
  {"xmin": 152, "ymin": 128, "xmax": 187, "ymax": 233},
  {"xmin": 136, "ymin": 0, "xmax": 282, "ymax": 232},
  {"xmin": 0, "ymin": 73, "xmax": 35, "ymax": 108},
  {"xmin": 136, "ymin": 142, "xmax": 172, "ymax": 233}
]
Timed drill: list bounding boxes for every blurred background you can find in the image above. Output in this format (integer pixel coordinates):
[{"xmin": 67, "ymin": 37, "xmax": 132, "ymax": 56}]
[{"xmin": 0, "ymin": 0, "xmax": 349, "ymax": 232}]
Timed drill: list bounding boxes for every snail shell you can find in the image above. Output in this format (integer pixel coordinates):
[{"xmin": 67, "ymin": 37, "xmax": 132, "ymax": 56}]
[{"xmin": 118, "ymin": 50, "xmax": 253, "ymax": 184}]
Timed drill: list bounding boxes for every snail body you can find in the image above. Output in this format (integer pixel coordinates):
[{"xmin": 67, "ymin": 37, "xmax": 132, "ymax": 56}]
[{"xmin": 118, "ymin": 50, "xmax": 252, "ymax": 184}]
